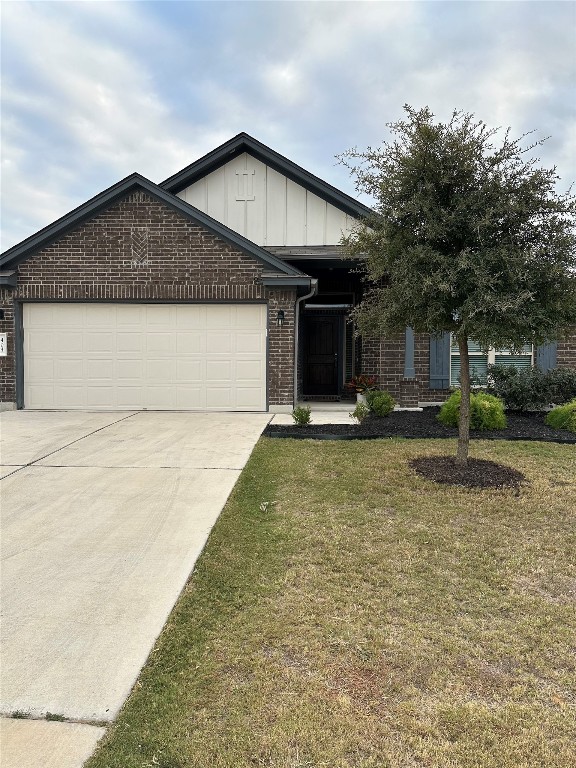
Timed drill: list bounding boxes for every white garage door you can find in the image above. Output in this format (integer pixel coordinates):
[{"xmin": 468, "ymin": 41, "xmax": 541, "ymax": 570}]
[{"xmin": 24, "ymin": 303, "xmax": 267, "ymax": 411}]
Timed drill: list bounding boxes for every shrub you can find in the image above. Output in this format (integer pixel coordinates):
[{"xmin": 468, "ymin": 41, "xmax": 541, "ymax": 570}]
[
  {"xmin": 292, "ymin": 406, "xmax": 312, "ymax": 426},
  {"xmin": 350, "ymin": 401, "xmax": 370, "ymax": 423},
  {"xmin": 547, "ymin": 368, "xmax": 576, "ymax": 405},
  {"xmin": 545, "ymin": 399, "xmax": 576, "ymax": 433},
  {"xmin": 365, "ymin": 390, "xmax": 395, "ymax": 417},
  {"xmin": 487, "ymin": 364, "xmax": 549, "ymax": 411},
  {"xmin": 488, "ymin": 364, "xmax": 576, "ymax": 410},
  {"xmin": 438, "ymin": 390, "xmax": 507, "ymax": 430}
]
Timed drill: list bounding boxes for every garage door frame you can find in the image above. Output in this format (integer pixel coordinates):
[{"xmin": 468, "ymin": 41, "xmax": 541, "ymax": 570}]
[{"xmin": 16, "ymin": 300, "xmax": 269, "ymax": 411}]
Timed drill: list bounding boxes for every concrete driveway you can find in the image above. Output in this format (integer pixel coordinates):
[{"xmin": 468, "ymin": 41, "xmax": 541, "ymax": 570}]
[{"xmin": 0, "ymin": 410, "xmax": 270, "ymax": 766}]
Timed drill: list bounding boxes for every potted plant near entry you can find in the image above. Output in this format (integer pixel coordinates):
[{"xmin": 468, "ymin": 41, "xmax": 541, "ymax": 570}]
[{"xmin": 346, "ymin": 374, "xmax": 377, "ymax": 404}]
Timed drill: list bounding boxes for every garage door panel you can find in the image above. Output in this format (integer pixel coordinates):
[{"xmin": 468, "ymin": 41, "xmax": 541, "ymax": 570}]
[
  {"xmin": 146, "ymin": 306, "xmax": 174, "ymax": 326},
  {"xmin": 86, "ymin": 333, "xmax": 115, "ymax": 354},
  {"xmin": 84, "ymin": 305, "xmax": 115, "ymax": 326},
  {"xmin": 54, "ymin": 332, "xmax": 84, "ymax": 354},
  {"xmin": 236, "ymin": 359, "xmax": 263, "ymax": 382},
  {"xmin": 27, "ymin": 358, "xmax": 54, "ymax": 380},
  {"xmin": 27, "ymin": 385, "xmax": 56, "ymax": 409},
  {"xmin": 176, "ymin": 332, "xmax": 203, "ymax": 353},
  {"xmin": 56, "ymin": 359, "xmax": 85, "ymax": 379},
  {"xmin": 176, "ymin": 386, "xmax": 204, "ymax": 409},
  {"xmin": 176, "ymin": 359, "xmax": 203, "ymax": 381},
  {"xmin": 55, "ymin": 385, "xmax": 86, "ymax": 408},
  {"xmin": 176, "ymin": 306, "xmax": 206, "ymax": 329},
  {"xmin": 147, "ymin": 359, "xmax": 177, "ymax": 380},
  {"xmin": 27, "ymin": 332, "xmax": 54, "ymax": 354},
  {"xmin": 86, "ymin": 359, "xmax": 114, "ymax": 379},
  {"xmin": 206, "ymin": 388, "xmax": 233, "ymax": 408},
  {"xmin": 206, "ymin": 332, "xmax": 233, "ymax": 353},
  {"xmin": 146, "ymin": 333, "xmax": 176, "ymax": 353},
  {"xmin": 236, "ymin": 388, "xmax": 264, "ymax": 408},
  {"xmin": 23, "ymin": 304, "xmax": 267, "ymax": 411},
  {"xmin": 117, "ymin": 360, "xmax": 144, "ymax": 380},
  {"xmin": 117, "ymin": 333, "xmax": 144, "ymax": 353},
  {"xmin": 146, "ymin": 387, "xmax": 177, "ymax": 409},
  {"xmin": 236, "ymin": 332, "xmax": 265, "ymax": 354},
  {"xmin": 207, "ymin": 306, "xmax": 233, "ymax": 328},
  {"xmin": 235, "ymin": 305, "xmax": 266, "ymax": 328},
  {"xmin": 85, "ymin": 387, "xmax": 117, "ymax": 408},
  {"xmin": 117, "ymin": 306, "xmax": 146, "ymax": 326},
  {"xmin": 116, "ymin": 387, "xmax": 145, "ymax": 408},
  {"xmin": 206, "ymin": 360, "xmax": 232, "ymax": 381}
]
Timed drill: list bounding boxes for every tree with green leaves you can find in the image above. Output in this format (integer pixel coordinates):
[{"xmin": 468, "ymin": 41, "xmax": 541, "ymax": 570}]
[{"xmin": 340, "ymin": 106, "xmax": 576, "ymax": 465}]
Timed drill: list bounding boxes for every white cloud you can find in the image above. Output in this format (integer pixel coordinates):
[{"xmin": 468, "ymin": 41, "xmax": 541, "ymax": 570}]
[{"xmin": 2, "ymin": 0, "xmax": 575, "ymax": 251}]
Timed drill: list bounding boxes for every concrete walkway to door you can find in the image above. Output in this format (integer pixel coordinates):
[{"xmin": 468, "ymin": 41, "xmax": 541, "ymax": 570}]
[{"xmin": 0, "ymin": 410, "xmax": 270, "ymax": 767}]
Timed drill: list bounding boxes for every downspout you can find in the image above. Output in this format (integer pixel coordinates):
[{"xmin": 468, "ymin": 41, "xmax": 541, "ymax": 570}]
[{"xmin": 293, "ymin": 278, "xmax": 318, "ymax": 407}]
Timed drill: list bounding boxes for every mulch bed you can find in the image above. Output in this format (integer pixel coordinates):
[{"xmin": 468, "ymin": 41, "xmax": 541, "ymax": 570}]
[
  {"xmin": 410, "ymin": 456, "xmax": 526, "ymax": 489},
  {"xmin": 264, "ymin": 407, "xmax": 576, "ymax": 444}
]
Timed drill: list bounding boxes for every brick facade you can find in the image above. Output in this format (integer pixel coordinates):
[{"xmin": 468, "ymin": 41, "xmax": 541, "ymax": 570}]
[
  {"xmin": 0, "ymin": 192, "xmax": 297, "ymax": 407},
  {"xmin": 360, "ymin": 330, "xmax": 576, "ymax": 406}
]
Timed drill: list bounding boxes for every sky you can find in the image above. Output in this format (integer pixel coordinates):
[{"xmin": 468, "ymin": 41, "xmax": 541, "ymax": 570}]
[{"xmin": 1, "ymin": 0, "xmax": 575, "ymax": 252}]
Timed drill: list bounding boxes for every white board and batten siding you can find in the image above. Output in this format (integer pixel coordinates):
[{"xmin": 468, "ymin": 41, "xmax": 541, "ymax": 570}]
[
  {"xmin": 24, "ymin": 303, "xmax": 267, "ymax": 411},
  {"xmin": 177, "ymin": 152, "xmax": 357, "ymax": 246}
]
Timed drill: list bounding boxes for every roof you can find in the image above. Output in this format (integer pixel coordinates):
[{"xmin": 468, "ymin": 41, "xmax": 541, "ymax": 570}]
[
  {"xmin": 0, "ymin": 173, "xmax": 306, "ymax": 278},
  {"xmin": 160, "ymin": 132, "xmax": 374, "ymax": 220}
]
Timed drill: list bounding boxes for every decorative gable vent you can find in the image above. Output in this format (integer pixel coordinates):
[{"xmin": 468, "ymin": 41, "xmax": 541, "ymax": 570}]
[{"xmin": 130, "ymin": 227, "xmax": 149, "ymax": 266}]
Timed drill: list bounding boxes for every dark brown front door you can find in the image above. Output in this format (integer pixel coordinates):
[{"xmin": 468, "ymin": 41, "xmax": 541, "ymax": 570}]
[{"xmin": 303, "ymin": 315, "xmax": 341, "ymax": 396}]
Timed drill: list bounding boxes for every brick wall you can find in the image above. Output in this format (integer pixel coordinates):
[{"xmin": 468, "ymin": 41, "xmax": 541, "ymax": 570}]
[
  {"xmin": 0, "ymin": 191, "xmax": 297, "ymax": 407},
  {"xmin": 558, "ymin": 336, "xmax": 576, "ymax": 370},
  {"xmin": 362, "ymin": 330, "xmax": 576, "ymax": 406}
]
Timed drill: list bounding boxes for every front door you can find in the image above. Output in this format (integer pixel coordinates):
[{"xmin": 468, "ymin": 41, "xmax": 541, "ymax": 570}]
[{"xmin": 303, "ymin": 315, "xmax": 342, "ymax": 397}]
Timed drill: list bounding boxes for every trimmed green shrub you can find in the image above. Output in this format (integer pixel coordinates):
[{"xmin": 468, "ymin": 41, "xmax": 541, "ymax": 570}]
[
  {"xmin": 487, "ymin": 365, "xmax": 549, "ymax": 411},
  {"xmin": 488, "ymin": 364, "xmax": 576, "ymax": 410},
  {"xmin": 547, "ymin": 368, "xmax": 576, "ymax": 405},
  {"xmin": 350, "ymin": 401, "xmax": 370, "ymax": 423},
  {"xmin": 292, "ymin": 405, "xmax": 312, "ymax": 426},
  {"xmin": 438, "ymin": 390, "xmax": 507, "ymax": 430},
  {"xmin": 545, "ymin": 399, "xmax": 576, "ymax": 433},
  {"xmin": 365, "ymin": 389, "xmax": 395, "ymax": 417}
]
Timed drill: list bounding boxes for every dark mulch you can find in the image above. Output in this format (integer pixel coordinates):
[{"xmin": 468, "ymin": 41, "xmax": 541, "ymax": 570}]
[
  {"xmin": 264, "ymin": 407, "xmax": 576, "ymax": 443},
  {"xmin": 410, "ymin": 456, "xmax": 526, "ymax": 489}
]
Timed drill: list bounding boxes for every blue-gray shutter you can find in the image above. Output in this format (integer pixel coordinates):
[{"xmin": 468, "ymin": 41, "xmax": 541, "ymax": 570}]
[
  {"xmin": 536, "ymin": 342, "xmax": 557, "ymax": 372},
  {"xmin": 429, "ymin": 332, "xmax": 451, "ymax": 389}
]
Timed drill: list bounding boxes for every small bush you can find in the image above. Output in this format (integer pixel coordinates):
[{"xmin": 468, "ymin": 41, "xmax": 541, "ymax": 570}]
[
  {"xmin": 438, "ymin": 390, "xmax": 507, "ymax": 431},
  {"xmin": 545, "ymin": 399, "xmax": 576, "ymax": 433},
  {"xmin": 488, "ymin": 364, "xmax": 576, "ymax": 410},
  {"xmin": 292, "ymin": 406, "xmax": 312, "ymax": 426},
  {"xmin": 547, "ymin": 368, "xmax": 576, "ymax": 405},
  {"xmin": 350, "ymin": 401, "xmax": 370, "ymax": 423},
  {"xmin": 365, "ymin": 390, "xmax": 395, "ymax": 417},
  {"xmin": 487, "ymin": 365, "xmax": 549, "ymax": 411}
]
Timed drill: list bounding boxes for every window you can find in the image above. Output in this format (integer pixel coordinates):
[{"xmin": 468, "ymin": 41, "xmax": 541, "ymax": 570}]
[{"xmin": 450, "ymin": 338, "xmax": 533, "ymax": 386}]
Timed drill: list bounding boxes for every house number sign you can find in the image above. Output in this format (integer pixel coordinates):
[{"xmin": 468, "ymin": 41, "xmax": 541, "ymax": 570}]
[{"xmin": 0, "ymin": 334, "xmax": 7, "ymax": 356}]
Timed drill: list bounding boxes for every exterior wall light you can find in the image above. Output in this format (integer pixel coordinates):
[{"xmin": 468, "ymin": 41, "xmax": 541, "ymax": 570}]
[{"xmin": 276, "ymin": 310, "xmax": 285, "ymax": 327}]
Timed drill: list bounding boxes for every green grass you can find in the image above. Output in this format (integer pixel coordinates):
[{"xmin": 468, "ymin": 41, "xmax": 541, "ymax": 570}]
[{"xmin": 87, "ymin": 438, "xmax": 576, "ymax": 768}]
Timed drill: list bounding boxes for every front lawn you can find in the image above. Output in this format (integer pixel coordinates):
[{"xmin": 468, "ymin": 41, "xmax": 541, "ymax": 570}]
[{"xmin": 87, "ymin": 438, "xmax": 576, "ymax": 768}]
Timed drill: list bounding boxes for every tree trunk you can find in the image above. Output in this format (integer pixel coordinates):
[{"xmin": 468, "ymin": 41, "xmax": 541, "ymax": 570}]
[{"xmin": 456, "ymin": 336, "xmax": 471, "ymax": 465}]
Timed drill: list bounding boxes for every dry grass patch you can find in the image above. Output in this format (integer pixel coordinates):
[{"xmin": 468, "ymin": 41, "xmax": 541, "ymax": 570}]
[{"xmin": 87, "ymin": 438, "xmax": 576, "ymax": 768}]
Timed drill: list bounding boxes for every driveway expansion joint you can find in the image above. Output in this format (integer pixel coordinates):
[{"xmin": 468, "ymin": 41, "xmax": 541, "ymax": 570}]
[{"xmin": 0, "ymin": 412, "xmax": 138, "ymax": 479}]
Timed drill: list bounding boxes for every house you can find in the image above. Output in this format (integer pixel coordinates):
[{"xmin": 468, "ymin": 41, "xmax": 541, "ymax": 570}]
[{"xmin": 0, "ymin": 133, "xmax": 574, "ymax": 412}]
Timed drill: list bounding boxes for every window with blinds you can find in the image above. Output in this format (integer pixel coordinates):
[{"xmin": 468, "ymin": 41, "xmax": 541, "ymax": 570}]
[{"xmin": 450, "ymin": 339, "xmax": 533, "ymax": 386}]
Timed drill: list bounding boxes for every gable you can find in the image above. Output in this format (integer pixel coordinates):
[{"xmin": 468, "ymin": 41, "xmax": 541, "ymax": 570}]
[
  {"xmin": 176, "ymin": 151, "xmax": 358, "ymax": 247},
  {"xmin": 0, "ymin": 174, "xmax": 305, "ymax": 281}
]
